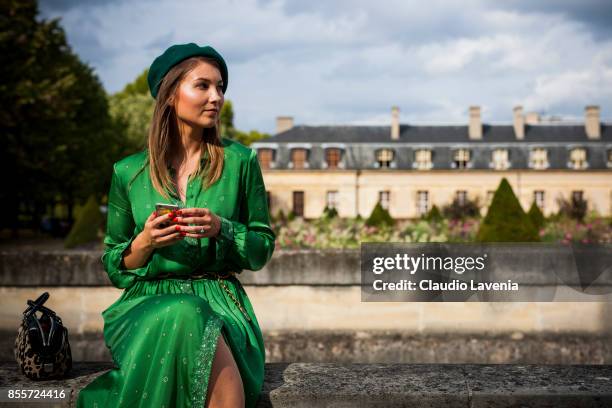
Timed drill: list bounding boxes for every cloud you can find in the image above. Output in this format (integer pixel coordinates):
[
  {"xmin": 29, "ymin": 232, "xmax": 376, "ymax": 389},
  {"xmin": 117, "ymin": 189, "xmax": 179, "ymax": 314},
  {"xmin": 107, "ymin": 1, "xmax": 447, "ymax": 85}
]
[{"xmin": 37, "ymin": 0, "xmax": 612, "ymax": 133}]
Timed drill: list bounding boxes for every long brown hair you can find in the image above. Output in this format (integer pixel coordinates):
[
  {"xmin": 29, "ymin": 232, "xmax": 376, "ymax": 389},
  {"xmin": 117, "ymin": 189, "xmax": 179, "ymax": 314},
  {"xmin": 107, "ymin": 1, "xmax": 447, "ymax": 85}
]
[{"xmin": 147, "ymin": 56, "xmax": 225, "ymax": 201}]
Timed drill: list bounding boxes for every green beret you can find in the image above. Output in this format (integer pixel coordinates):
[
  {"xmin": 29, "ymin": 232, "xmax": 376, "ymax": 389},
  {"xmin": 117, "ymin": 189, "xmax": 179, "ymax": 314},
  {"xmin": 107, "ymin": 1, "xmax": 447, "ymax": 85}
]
[{"xmin": 147, "ymin": 43, "xmax": 228, "ymax": 99}]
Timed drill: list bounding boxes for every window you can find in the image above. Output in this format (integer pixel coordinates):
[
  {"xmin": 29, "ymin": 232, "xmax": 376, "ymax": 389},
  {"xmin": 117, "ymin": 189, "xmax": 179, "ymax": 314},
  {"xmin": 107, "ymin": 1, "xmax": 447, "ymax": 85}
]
[
  {"xmin": 414, "ymin": 149, "xmax": 433, "ymax": 170},
  {"xmin": 529, "ymin": 148, "xmax": 549, "ymax": 170},
  {"xmin": 569, "ymin": 148, "xmax": 587, "ymax": 170},
  {"xmin": 325, "ymin": 148, "xmax": 341, "ymax": 169},
  {"xmin": 456, "ymin": 190, "xmax": 467, "ymax": 205},
  {"xmin": 257, "ymin": 149, "xmax": 274, "ymax": 169},
  {"xmin": 290, "ymin": 148, "xmax": 308, "ymax": 169},
  {"xmin": 534, "ymin": 191, "xmax": 545, "ymax": 210},
  {"xmin": 326, "ymin": 191, "xmax": 338, "ymax": 209},
  {"xmin": 292, "ymin": 191, "xmax": 304, "ymax": 216},
  {"xmin": 492, "ymin": 149, "xmax": 510, "ymax": 170},
  {"xmin": 376, "ymin": 149, "xmax": 394, "ymax": 168},
  {"xmin": 453, "ymin": 149, "xmax": 470, "ymax": 169},
  {"xmin": 379, "ymin": 191, "xmax": 390, "ymax": 210},
  {"xmin": 486, "ymin": 190, "xmax": 495, "ymax": 206},
  {"xmin": 417, "ymin": 191, "xmax": 428, "ymax": 216}
]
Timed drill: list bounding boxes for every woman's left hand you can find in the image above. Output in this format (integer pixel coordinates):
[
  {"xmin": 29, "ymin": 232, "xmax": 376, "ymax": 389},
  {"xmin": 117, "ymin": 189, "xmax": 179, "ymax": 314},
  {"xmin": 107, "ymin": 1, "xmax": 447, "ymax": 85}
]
[{"xmin": 173, "ymin": 208, "xmax": 221, "ymax": 239}]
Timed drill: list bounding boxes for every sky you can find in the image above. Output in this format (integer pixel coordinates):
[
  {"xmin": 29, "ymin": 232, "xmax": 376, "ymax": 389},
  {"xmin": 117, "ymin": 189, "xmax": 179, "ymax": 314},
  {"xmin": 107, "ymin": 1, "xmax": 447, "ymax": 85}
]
[{"xmin": 39, "ymin": 0, "xmax": 612, "ymax": 135}]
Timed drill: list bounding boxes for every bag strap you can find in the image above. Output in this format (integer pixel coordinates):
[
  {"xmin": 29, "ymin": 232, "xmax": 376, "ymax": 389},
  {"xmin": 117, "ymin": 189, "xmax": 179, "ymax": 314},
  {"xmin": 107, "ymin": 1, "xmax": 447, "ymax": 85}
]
[{"xmin": 23, "ymin": 292, "xmax": 56, "ymax": 317}]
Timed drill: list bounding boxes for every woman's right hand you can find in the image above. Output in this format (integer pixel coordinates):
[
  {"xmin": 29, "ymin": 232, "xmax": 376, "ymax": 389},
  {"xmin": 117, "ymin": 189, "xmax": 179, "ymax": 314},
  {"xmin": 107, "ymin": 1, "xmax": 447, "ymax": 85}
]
[{"xmin": 138, "ymin": 210, "xmax": 185, "ymax": 250}]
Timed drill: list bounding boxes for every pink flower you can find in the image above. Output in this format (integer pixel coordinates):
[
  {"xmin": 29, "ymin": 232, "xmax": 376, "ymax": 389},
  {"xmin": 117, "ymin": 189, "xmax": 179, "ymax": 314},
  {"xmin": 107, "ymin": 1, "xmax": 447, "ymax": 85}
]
[
  {"xmin": 564, "ymin": 233, "xmax": 572, "ymax": 240},
  {"xmin": 562, "ymin": 239, "xmax": 569, "ymax": 244},
  {"xmin": 539, "ymin": 229, "xmax": 546, "ymax": 237},
  {"xmin": 587, "ymin": 223, "xmax": 593, "ymax": 229}
]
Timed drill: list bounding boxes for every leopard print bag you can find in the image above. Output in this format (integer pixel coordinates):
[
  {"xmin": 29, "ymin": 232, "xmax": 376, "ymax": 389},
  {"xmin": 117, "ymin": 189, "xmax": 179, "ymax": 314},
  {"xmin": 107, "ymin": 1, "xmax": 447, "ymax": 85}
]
[{"xmin": 14, "ymin": 292, "xmax": 72, "ymax": 380}]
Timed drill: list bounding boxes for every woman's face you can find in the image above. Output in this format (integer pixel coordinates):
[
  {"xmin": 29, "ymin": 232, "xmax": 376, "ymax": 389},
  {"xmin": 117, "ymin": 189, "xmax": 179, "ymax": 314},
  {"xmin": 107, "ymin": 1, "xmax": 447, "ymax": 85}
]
[{"xmin": 173, "ymin": 60, "xmax": 224, "ymax": 130}]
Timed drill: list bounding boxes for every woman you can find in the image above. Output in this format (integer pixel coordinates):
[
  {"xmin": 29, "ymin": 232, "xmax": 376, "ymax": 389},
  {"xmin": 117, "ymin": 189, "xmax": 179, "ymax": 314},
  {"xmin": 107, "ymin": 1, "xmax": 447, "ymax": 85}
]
[{"xmin": 77, "ymin": 43, "xmax": 275, "ymax": 408}]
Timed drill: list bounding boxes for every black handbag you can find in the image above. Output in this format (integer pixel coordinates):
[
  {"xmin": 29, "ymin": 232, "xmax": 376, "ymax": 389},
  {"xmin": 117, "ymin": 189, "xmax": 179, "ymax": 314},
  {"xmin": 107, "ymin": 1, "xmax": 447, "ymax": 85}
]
[{"xmin": 14, "ymin": 292, "xmax": 72, "ymax": 380}]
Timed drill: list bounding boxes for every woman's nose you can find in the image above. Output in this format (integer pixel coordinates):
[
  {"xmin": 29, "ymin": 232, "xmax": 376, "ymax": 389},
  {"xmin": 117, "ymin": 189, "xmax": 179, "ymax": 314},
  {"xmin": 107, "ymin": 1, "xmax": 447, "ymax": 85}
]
[{"xmin": 209, "ymin": 88, "xmax": 222, "ymax": 102}]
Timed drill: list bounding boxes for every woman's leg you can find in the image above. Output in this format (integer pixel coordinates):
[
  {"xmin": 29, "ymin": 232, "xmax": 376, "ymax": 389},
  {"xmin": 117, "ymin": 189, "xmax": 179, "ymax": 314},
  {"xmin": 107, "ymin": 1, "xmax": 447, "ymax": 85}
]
[{"xmin": 206, "ymin": 334, "xmax": 245, "ymax": 408}]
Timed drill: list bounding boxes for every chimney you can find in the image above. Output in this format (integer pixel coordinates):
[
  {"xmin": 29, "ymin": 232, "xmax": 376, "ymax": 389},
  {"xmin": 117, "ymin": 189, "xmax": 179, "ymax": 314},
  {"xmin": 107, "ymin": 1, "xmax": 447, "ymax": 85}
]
[
  {"xmin": 585, "ymin": 105, "xmax": 601, "ymax": 139},
  {"xmin": 525, "ymin": 112, "xmax": 540, "ymax": 125},
  {"xmin": 468, "ymin": 106, "xmax": 482, "ymax": 140},
  {"xmin": 513, "ymin": 106, "xmax": 525, "ymax": 140},
  {"xmin": 391, "ymin": 106, "xmax": 400, "ymax": 140},
  {"xmin": 276, "ymin": 116, "xmax": 294, "ymax": 134}
]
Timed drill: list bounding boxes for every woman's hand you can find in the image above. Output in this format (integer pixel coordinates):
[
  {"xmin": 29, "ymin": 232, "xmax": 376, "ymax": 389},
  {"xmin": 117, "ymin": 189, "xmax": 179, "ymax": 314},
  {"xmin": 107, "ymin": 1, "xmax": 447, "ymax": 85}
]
[
  {"xmin": 137, "ymin": 210, "xmax": 185, "ymax": 250},
  {"xmin": 173, "ymin": 207, "xmax": 221, "ymax": 239}
]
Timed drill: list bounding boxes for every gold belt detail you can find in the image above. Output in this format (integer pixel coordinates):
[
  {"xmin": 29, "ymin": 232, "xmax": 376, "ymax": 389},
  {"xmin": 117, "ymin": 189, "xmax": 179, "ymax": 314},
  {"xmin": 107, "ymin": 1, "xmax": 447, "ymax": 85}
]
[{"xmin": 144, "ymin": 271, "xmax": 251, "ymax": 322}]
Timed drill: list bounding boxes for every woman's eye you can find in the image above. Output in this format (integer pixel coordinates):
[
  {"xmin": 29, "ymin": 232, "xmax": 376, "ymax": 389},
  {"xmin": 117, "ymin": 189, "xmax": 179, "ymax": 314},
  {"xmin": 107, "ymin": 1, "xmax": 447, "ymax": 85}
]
[{"xmin": 197, "ymin": 83, "xmax": 208, "ymax": 89}]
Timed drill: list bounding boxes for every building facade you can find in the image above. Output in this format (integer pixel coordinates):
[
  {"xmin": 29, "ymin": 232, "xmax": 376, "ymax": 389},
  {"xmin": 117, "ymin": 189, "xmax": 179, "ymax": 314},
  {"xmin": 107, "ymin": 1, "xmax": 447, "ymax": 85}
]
[{"xmin": 252, "ymin": 106, "xmax": 612, "ymax": 219}]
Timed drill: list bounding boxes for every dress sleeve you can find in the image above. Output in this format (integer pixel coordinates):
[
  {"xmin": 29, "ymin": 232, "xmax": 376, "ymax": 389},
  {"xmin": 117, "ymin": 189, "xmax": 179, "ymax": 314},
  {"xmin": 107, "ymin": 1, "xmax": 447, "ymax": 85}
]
[
  {"xmin": 101, "ymin": 163, "xmax": 152, "ymax": 288},
  {"xmin": 215, "ymin": 149, "xmax": 276, "ymax": 271}
]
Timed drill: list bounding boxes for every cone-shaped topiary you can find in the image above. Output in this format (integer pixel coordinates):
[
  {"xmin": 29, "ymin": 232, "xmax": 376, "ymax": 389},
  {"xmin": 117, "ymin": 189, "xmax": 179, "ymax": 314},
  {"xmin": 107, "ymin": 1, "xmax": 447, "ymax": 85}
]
[
  {"xmin": 64, "ymin": 195, "xmax": 104, "ymax": 248},
  {"xmin": 527, "ymin": 201, "xmax": 546, "ymax": 231},
  {"xmin": 366, "ymin": 202, "xmax": 394, "ymax": 227},
  {"xmin": 425, "ymin": 204, "xmax": 443, "ymax": 222},
  {"xmin": 476, "ymin": 178, "xmax": 539, "ymax": 242}
]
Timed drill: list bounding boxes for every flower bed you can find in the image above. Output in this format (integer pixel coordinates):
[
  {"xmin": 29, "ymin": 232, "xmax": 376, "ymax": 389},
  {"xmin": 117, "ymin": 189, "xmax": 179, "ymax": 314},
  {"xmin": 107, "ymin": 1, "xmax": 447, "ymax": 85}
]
[{"xmin": 272, "ymin": 214, "xmax": 611, "ymax": 249}]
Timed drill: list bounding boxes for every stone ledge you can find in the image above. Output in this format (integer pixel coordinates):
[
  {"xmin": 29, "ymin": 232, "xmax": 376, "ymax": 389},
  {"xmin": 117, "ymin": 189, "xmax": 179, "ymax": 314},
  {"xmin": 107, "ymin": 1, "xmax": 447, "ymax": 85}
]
[
  {"xmin": 1, "ymin": 362, "xmax": 611, "ymax": 407},
  {"xmin": 2, "ymin": 331, "xmax": 611, "ymax": 364},
  {"xmin": 2, "ymin": 246, "xmax": 611, "ymax": 286}
]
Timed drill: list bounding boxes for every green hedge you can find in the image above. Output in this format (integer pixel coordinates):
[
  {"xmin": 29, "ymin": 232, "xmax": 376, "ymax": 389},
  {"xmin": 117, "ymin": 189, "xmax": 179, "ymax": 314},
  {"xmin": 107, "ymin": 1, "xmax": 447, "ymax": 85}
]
[
  {"xmin": 366, "ymin": 202, "xmax": 394, "ymax": 227},
  {"xmin": 476, "ymin": 178, "xmax": 539, "ymax": 242},
  {"xmin": 64, "ymin": 195, "xmax": 104, "ymax": 248}
]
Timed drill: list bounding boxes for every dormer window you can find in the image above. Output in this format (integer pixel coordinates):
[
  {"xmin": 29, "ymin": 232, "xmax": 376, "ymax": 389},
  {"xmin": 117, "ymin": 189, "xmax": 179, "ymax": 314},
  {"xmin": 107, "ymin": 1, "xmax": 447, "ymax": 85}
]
[
  {"xmin": 324, "ymin": 148, "xmax": 344, "ymax": 169},
  {"xmin": 257, "ymin": 148, "xmax": 275, "ymax": 169},
  {"xmin": 453, "ymin": 149, "xmax": 471, "ymax": 169},
  {"xmin": 289, "ymin": 148, "xmax": 309, "ymax": 169},
  {"xmin": 491, "ymin": 148, "xmax": 510, "ymax": 170},
  {"xmin": 413, "ymin": 149, "xmax": 433, "ymax": 170},
  {"xmin": 568, "ymin": 148, "xmax": 588, "ymax": 170},
  {"xmin": 376, "ymin": 148, "xmax": 395, "ymax": 169},
  {"xmin": 529, "ymin": 148, "xmax": 549, "ymax": 170}
]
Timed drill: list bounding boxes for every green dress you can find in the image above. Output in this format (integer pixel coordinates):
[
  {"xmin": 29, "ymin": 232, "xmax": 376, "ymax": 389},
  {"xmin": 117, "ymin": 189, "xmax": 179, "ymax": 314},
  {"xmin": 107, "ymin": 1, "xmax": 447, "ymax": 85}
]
[{"xmin": 77, "ymin": 138, "xmax": 276, "ymax": 408}]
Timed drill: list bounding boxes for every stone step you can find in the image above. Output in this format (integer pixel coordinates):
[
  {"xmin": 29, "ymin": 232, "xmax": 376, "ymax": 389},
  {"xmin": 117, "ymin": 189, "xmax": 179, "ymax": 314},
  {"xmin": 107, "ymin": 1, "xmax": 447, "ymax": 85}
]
[
  {"xmin": 1, "ymin": 362, "xmax": 611, "ymax": 407},
  {"xmin": 2, "ymin": 330, "xmax": 611, "ymax": 364}
]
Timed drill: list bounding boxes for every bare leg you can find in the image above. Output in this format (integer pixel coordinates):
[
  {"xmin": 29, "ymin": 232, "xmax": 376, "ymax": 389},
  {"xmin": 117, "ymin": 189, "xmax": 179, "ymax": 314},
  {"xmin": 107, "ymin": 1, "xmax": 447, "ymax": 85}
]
[{"xmin": 205, "ymin": 335, "xmax": 245, "ymax": 408}]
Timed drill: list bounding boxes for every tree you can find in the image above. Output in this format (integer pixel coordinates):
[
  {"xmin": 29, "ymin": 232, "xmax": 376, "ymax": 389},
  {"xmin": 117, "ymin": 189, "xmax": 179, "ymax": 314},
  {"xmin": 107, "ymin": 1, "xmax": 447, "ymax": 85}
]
[
  {"xmin": 527, "ymin": 201, "xmax": 546, "ymax": 231},
  {"xmin": 475, "ymin": 178, "xmax": 539, "ymax": 242},
  {"xmin": 322, "ymin": 206, "xmax": 338, "ymax": 219},
  {"xmin": 220, "ymin": 99, "xmax": 235, "ymax": 138},
  {"xmin": 442, "ymin": 197, "xmax": 481, "ymax": 220},
  {"xmin": 0, "ymin": 0, "xmax": 123, "ymax": 234},
  {"xmin": 425, "ymin": 204, "xmax": 443, "ymax": 222},
  {"xmin": 366, "ymin": 202, "xmax": 394, "ymax": 227},
  {"xmin": 108, "ymin": 69, "xmax": 154, "ymax": 151},
  {"xmin": 64, "ymin": 195, "xmax": 104, "ymax": 248},
  {"xmin": 555, "ymin": 194, "xmax": 588, "ymax": 221}
]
